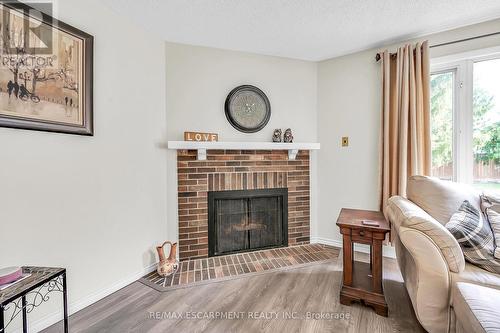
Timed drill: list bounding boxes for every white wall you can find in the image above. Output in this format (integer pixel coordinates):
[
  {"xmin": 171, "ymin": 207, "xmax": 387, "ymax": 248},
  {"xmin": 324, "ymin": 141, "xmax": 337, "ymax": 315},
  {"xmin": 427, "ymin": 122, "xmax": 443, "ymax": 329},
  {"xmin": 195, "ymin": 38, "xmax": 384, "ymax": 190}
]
[
  {"xmin": 165, "ymin": 42, "xmax": 318, "ymax": 242},
  {"xmin": 316, "ymin": 50, "xmax": 381, "ymax": 243},
  {"xmin": 316, "ymin": 18, "xmax": 500, "ymax": 243},
  {"xmin": 0, "ymin": 0, "xmax": 167, "ymax": 331}
]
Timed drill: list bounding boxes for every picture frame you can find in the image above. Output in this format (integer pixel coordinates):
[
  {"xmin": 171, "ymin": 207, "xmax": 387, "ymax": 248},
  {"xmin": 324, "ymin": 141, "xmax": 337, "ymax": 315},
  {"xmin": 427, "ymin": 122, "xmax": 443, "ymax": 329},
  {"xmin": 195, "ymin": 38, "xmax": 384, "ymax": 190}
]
[{"xmin": 0, "ymin": 1, "xmax": 93, "ymax": 135}]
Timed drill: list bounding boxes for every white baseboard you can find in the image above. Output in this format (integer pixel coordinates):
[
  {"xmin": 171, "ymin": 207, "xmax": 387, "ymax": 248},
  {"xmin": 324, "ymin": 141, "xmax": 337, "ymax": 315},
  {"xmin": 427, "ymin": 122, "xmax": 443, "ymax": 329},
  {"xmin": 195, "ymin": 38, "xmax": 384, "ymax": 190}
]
[
  {"xmin": 16, "ymin": 263, "xmax": 157, "ymax": 333},
  {"xmin": 311, "ymin": 237, "xmax": 396, "ymax": 258}
]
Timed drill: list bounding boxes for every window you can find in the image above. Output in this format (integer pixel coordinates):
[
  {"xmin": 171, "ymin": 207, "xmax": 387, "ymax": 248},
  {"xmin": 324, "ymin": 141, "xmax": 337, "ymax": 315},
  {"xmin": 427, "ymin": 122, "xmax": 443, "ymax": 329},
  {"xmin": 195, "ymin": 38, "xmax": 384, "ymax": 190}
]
[
  {"xmin": 431, "ymin": 49, "xmax": 500, "ymax": 190},
  {"xmin": 430, "ymin": 71, "xmax": 455, "ymax": 181},
  {"xmin": 473, "ymin": 59, "xmax": 500, "ymax": 189}
]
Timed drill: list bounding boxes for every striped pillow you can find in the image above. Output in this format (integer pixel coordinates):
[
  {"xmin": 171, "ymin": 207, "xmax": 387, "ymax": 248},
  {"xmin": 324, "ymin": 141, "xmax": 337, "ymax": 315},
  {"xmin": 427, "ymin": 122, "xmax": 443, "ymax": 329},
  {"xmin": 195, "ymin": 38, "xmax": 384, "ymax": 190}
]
[
  {"xmin": 445, "ymin": 200, "xmax": 500, "ymax": 274},
  {"xmin": 481, "ymin": 192, "xmax": 500, "ymax": 214},
  {"xmin": 486, "ymin": 209, "xmax": 500, "ymax": 259},
  {"xmin": 481, "ymin": 192, "xmax": 500, "ymax": 259}
]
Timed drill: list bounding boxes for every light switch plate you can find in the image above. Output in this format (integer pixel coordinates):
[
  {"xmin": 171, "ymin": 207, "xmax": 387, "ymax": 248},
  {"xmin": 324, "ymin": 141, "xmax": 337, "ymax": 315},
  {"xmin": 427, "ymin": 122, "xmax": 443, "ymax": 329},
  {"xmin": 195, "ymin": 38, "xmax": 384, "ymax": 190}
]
[{"xmin": 342, "ymin": 137, "xmax": 349, "ymax": 147}]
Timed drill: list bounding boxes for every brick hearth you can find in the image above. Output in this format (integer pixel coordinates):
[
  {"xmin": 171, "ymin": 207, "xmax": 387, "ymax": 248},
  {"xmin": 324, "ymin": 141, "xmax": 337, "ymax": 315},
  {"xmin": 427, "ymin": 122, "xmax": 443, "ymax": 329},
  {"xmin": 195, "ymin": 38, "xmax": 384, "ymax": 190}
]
[{"xmin": 177, "ymin": 149, "xmax": 310, "ymax": 260}]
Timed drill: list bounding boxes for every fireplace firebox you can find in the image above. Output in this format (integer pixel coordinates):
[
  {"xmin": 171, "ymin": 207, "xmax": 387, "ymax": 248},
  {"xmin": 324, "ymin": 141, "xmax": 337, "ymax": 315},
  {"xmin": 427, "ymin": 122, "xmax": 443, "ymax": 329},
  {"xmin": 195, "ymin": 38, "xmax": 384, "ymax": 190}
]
[{"xmin": 208, "ymin": 188, "xmax": 288, "ymax": 257}]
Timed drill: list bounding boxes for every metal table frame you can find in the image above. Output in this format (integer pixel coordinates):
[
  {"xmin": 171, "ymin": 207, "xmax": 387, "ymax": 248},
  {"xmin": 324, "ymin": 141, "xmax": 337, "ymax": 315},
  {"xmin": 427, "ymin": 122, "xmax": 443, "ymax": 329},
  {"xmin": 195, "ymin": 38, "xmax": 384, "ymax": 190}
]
[{"xmin": 0, "ymin": 267, "xmax": 68, "ymax": 333}]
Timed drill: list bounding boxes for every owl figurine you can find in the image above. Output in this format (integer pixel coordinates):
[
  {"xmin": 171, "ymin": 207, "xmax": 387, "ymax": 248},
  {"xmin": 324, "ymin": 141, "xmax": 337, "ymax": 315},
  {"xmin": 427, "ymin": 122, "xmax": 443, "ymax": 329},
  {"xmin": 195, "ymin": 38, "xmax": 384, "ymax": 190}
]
[
  {"xmin": 283, "ymin": 128, "xmax": 293, "ymax": 143},
  {"xmin": 272, "ymin": 129, "xmax": 282, "ymax": 142}
]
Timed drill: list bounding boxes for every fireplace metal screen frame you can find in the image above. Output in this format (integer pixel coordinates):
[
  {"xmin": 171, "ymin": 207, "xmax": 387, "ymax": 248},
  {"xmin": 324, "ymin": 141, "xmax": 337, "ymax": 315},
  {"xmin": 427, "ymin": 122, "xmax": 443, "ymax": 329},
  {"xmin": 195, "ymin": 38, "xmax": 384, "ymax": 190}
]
[{"xmin": 208, "ymin": 188, "xmax": 288, "ymax": 257}]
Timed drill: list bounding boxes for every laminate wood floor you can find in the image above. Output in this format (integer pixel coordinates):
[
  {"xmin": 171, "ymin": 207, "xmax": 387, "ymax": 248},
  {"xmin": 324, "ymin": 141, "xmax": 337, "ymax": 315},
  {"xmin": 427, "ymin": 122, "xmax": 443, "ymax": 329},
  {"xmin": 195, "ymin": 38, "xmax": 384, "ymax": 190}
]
[{"xmin": 43, "ymin": 250, "xmax": 424, "ymax": 333}]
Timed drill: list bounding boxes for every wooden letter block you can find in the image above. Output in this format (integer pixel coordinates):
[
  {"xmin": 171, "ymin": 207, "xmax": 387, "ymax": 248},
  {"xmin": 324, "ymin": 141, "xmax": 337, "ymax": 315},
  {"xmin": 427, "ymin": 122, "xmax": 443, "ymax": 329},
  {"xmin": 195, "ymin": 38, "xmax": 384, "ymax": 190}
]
[{"xmin": 184, "ymin": 131, "xmax": 219, "ymax": 142}]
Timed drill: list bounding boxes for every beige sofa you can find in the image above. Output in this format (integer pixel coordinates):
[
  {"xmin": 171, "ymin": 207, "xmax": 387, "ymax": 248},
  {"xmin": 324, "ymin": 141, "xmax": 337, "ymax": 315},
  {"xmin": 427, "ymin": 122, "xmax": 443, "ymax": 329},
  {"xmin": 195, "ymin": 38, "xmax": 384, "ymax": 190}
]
[{"xmin": 386, "ymin": 176, "xmax": 500, "ymax": 333}]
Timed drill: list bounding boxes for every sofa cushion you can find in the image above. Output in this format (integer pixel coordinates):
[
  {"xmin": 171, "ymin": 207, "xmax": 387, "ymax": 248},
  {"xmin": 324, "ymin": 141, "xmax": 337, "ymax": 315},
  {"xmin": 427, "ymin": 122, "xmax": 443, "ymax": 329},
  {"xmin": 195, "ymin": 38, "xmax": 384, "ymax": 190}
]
[
  {"xmin": 387, "ymin": 195, "xmax": 465, "ymax": 272},
  {"xmin": 407, "ymin": 175, "xmax": 482, "ymax": 225},
  {"xmin": 452, "ymin": 263, "xmax": 500, "ymax": 291},
  {"xmin": 446, "ymin": 201, "xmax": 500, "ymax": 274},
  {"xmin": 452, "ymin": 282, "xmax": 500, "ymax": 333}
]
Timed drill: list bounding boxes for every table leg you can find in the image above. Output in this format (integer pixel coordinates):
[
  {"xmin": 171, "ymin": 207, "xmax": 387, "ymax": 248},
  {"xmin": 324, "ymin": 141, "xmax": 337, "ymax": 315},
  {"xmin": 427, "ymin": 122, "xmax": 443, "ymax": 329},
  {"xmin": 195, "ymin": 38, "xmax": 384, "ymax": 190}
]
[
  {"xmin": 370, "ymin": 244, "xmax": 373, "ymax": 271},
  {"xmin": 342, "ymin": 234, "xmax": 353, "ymax": 286},
  {"xmin": 22, "ymin": 296, "xmax": 27, "ymax": 333},
  {"xmin": 62, "ymin": 273, "xmax": 69, "ymax": 333},
  {"xmin": 372, "ymin": 239, "xmax": 383, "ymax": 293},
  {"xmin": 0, "ymin": 304, "xmax": 4, "ymax": 333}
]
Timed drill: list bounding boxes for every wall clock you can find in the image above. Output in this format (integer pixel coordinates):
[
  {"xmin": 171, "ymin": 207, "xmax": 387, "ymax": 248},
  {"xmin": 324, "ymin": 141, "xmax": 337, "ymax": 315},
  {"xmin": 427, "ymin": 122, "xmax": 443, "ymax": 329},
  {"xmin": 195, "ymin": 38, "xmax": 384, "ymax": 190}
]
[{"xmin": 224, "ymin": 85, "xmax": 271, "ymax": 133}]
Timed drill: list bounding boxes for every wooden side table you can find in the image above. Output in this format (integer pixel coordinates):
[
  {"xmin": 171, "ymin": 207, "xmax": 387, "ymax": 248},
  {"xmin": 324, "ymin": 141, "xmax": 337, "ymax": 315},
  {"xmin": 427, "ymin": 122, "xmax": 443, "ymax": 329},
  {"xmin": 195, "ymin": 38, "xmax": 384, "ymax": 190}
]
[{"xmin": 336, "ymin": 208, "xmax": 390, "ymax": 316}]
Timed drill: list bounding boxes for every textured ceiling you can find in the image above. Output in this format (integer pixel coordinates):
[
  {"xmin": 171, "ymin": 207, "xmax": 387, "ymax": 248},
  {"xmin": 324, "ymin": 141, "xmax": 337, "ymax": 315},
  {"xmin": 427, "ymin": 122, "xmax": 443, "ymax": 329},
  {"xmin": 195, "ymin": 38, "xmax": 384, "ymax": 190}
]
[{"xmin": 101, "ymin": 0, "xmax": 500, "ymax": 61}]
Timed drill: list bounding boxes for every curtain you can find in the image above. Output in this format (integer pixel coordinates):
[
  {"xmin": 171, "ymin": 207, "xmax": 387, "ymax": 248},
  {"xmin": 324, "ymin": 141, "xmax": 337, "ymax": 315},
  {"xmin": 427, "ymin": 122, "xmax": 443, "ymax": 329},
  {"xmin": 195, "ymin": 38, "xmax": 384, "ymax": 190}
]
[{"xmin": 379, "ymin": 41, "xmax": 431, "ymax": 215}]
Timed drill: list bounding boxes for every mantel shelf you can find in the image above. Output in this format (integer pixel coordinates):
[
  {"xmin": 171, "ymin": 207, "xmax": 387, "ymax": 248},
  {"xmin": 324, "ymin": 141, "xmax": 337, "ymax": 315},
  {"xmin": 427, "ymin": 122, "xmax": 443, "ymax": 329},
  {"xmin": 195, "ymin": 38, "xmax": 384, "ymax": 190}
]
[{"xmin": 167, "ymin": 141, "xmax": 320, "ymax": 160}]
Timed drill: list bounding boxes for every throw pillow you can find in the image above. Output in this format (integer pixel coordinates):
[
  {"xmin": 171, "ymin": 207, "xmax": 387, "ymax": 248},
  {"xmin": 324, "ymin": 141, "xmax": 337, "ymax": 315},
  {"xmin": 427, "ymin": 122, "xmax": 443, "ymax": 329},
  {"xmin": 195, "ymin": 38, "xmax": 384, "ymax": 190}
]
[
  {"xmin": 445, "ymin": 200, "xmax": 500, "ymax": 274},
  {"xmin": 485, "ymin": 209, "xmax": 500, "ymax": 259},
  {"xmin": 481, "ymin": 191, "xmax": 500, "ymax": 214},
  {"xmin": 481, "ymin": 192, "xmax": 500, "ymax": 259}
]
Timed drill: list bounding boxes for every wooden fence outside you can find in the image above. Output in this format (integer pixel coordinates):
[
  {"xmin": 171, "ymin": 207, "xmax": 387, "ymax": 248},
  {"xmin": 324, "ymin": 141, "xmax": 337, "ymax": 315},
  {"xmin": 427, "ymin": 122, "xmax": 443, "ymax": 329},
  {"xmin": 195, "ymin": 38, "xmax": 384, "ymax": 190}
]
[{"xmin": 432, "ymin": 160, "xmax": 500, "ymax": 182}]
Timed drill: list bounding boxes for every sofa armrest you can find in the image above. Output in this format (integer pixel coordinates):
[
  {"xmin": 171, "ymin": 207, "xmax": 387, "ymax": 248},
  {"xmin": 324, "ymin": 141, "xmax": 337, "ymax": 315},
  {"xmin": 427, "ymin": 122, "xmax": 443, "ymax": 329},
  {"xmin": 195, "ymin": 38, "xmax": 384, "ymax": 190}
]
[
  {"xmin": 387, "ymin": 196, "xmax": 465, "ymax": 273},
  {"xmin": 396, "ymin": 227, "xmax": 452, "ymax": 333},
  {"xmin": 387, "ymin": 196, "xmax": 464, "ymax": 333}
]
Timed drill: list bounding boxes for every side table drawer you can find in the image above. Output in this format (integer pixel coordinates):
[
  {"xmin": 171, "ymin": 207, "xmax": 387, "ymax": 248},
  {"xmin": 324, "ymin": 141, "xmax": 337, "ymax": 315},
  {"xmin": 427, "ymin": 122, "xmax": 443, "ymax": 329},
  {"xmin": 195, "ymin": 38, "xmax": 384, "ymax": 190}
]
[{"xmin": 351, "ymin": 228, "xmax": 372, "ymax": 242}]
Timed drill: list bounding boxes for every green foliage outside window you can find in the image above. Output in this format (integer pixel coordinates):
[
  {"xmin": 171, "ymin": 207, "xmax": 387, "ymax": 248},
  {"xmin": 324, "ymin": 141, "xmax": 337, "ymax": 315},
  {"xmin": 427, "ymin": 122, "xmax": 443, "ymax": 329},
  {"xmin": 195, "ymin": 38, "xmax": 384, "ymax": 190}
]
[
  {"xmin": 430, "ymin": 73, "xmax": 453, "ymax": 167},
  {"xmin": 473, "ymin": 87, "xmax": 500, "ymax": 164},
  {"xmin": 430, "ymin": 73, "xmax": 500, "ymax": 167}
]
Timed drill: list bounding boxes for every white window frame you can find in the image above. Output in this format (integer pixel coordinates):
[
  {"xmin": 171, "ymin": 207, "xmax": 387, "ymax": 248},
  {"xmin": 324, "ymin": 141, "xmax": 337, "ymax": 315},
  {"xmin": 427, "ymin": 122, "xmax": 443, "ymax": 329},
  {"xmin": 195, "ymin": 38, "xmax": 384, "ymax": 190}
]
[{"xmin": 431, "ymin": 46, "xmax": 500, "ymax": 184}]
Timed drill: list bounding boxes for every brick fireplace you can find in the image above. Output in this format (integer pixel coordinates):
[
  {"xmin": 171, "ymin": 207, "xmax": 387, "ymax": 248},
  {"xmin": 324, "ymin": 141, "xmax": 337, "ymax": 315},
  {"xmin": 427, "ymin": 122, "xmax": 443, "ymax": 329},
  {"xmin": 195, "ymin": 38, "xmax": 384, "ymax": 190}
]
[{"xmin": 177, "ymin": 149, "xmax": 310, "ymax": 260}]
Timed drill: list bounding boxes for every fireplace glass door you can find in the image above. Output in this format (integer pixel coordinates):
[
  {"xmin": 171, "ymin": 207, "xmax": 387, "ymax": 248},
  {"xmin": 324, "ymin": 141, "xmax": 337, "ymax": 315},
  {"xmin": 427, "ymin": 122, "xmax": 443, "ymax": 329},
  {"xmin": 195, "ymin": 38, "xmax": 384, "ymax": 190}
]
[{"xmin": 208, "ymin": 188, "xmax": 288, "ymax": 256}]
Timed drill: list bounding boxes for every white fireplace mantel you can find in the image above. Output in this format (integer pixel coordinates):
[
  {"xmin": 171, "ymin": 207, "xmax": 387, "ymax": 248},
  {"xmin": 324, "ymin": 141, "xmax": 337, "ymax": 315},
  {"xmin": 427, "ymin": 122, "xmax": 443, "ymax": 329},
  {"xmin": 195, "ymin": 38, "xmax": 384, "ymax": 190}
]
[{"xmin": 167, "ymin": 141, "xmax": 321, "ymax": 160}]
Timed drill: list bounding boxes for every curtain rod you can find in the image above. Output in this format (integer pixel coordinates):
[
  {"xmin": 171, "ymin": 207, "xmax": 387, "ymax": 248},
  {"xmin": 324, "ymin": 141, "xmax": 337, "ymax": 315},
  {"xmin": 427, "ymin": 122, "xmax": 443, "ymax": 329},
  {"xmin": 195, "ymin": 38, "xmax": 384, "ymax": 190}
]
[{"xmin": 375, "ymin": 31, "xmax": 500, "ymax": 61}]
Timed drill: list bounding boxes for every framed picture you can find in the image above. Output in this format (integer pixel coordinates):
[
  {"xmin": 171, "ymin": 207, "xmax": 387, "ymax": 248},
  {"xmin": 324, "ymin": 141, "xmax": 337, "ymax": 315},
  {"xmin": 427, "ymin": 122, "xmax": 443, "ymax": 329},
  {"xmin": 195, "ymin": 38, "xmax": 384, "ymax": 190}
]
[{"xmin": 0, "ymin": 1, "xmax": 93, "ymax": 135}]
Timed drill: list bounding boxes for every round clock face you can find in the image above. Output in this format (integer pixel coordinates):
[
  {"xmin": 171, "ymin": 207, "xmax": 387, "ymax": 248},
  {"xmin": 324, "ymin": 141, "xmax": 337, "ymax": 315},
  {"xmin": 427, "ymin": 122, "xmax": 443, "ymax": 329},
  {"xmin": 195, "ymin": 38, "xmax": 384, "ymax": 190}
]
[{"xmin": 225, "ymin": 85, "xmax": 271, "ymax": 133}]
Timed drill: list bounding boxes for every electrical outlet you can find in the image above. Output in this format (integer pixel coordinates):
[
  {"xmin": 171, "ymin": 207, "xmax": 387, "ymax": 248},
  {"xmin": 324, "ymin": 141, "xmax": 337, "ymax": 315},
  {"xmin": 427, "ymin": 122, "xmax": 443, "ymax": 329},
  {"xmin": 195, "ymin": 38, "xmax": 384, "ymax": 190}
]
[{"xmin": 342, "ymin": 137, "xmax": 349, "ymax": 147}]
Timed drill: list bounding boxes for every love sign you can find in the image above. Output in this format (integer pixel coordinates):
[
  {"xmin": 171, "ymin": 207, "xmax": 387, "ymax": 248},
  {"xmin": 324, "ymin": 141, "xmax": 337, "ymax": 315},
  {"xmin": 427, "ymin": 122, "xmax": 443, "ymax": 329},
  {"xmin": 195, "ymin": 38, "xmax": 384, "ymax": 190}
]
[{"xmin": 184, "ymin": 131, "xmax": 219, "ymax": 142}]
